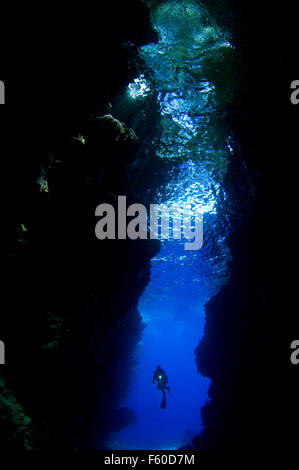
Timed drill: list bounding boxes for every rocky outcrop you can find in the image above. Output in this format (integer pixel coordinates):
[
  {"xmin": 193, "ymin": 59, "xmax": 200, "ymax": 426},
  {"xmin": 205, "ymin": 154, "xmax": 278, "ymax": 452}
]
[
  {"xmin": 192, "ymin": 0, "xmax": 299, "ymax": 456},
  {"xmin": 1, "ymin": 1, "xmax": 161, "ymax": 450}
]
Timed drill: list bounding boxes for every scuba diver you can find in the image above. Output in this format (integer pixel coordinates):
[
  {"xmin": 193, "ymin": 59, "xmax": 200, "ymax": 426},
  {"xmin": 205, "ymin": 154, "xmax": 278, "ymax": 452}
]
[{"xmin": 153, "ymin": 365, "xmax": 170, "ymax": 409}]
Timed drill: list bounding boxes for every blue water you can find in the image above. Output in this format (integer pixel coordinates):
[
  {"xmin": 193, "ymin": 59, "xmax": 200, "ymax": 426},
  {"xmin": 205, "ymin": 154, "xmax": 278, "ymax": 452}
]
[
  {"xmin": 108, "ymin": 301, "xmax": 209, "ymax": 450},
  {"xmin": 107, "ymin": 231, "xmax": 230, "ymax": 449},
  {"xmin": 107, "ymin": 0, "xmax": 234, "ymax": 450}
]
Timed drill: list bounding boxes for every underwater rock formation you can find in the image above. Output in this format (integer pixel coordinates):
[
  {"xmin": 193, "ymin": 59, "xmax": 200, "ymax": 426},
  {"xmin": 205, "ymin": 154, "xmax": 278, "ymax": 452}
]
[
  {"xmin": 1, "ymin": 1, "xmax": 160, "ymax": 450},
  {"xmin": 1, "ymin": 0, "xmax": 299, "ymax": 456},
  {"xmin": 192, "ymin": 0, "xmax": 299, "ymax": 457}
]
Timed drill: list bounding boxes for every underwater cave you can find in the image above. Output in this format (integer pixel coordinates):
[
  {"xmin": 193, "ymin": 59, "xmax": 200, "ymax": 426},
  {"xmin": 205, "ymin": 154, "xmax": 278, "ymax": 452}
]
[
  {"xmin": 1, "ymin": 0, "xmax": 299, "ymax": 460},
  {"xmin": 106, "ymin": 0, "xmax": 233, "ymax": 450}
]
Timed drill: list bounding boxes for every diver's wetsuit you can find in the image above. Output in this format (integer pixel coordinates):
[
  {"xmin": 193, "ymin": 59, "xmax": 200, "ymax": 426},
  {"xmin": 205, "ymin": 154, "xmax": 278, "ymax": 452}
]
[{"xmin": 153, "ymin": 366, "xmax": 170, "ymax": 409}]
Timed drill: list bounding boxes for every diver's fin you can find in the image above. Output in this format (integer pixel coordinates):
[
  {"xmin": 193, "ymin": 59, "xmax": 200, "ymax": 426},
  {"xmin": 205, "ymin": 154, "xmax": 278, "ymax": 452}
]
[
  {"xmin": 160, "ymin": 391, "xmax": 167, "ymax": 409},
  {"xmin": 160, "ymin": 399, "xmax": 166, "ymax": 409}
]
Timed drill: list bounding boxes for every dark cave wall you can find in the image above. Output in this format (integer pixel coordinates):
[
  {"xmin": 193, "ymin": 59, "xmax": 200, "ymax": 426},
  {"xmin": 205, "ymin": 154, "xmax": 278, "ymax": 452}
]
[
  {"xmin": 193, "ymin": 0, "xmax": 299, "ymax": 453},
  {"xmin": 0, "ymin": 1, "xmax": 162, "ymax": 450}
]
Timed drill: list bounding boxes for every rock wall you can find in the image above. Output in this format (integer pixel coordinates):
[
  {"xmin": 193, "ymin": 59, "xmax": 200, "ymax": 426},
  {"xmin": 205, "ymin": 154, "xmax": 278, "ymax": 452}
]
[
  {"xmin": 193, "ymin": 0, "xmax": 299, "ymax": 455},
  {"xmin": 0, "ymin": 1, "xmax": 162, "ymax": 450}
]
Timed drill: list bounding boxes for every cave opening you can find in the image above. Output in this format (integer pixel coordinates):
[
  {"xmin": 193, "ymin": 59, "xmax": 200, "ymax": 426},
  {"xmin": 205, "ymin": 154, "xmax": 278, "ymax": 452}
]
[{"xmin": 106, "ymin": 0, "xmax": 234, "ymax": 450}]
